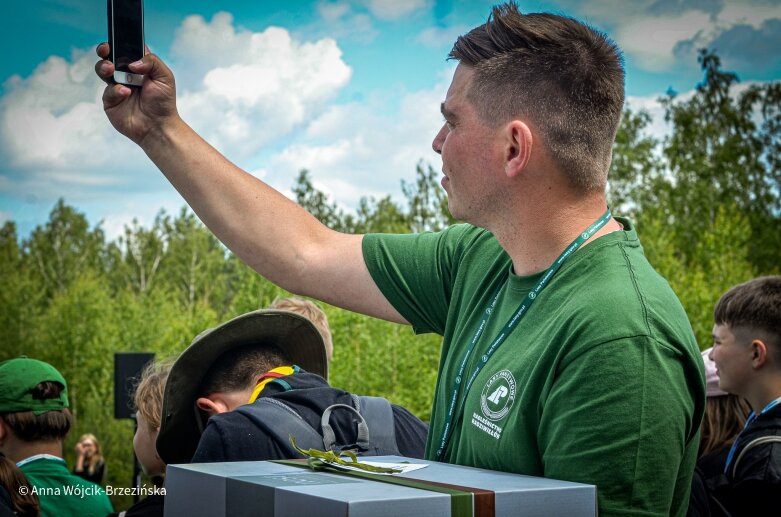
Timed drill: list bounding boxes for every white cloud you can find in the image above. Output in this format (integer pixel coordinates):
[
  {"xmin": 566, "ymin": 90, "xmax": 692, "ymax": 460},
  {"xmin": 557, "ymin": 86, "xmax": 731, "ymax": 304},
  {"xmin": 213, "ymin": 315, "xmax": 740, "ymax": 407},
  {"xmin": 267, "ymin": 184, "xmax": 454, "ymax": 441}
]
[
  {"xmin": 0, "ymin": 12, "xmax": 352, "ymax": 209},
  {"xmin": 558, "ymin": 0, "xmax": 781, "ymax": 72},
  {"xmin": 310, "ymin": 2, "xmax": 377, "ymax": 42},
  {"xmin": 172, "ymin": 13, "xmax": 352, "ymax": 158},
  {"xmin": 720, "ymin": 2, "xmax": 781, "ymax": 26},
  {"xmin": 0, "ymin": 48, "xmax": 149, "ymax": 200},
  {"xmin": 616, "ymin": 12, "xmax": 713, "ymax": 70},
  {"xmin": 318, "ymin": 1, "xmax": 352, "ymax": 21},
  {"xmin": 360, "ymin": 0, "xmax": 430, "ymax": 20},
  {"xmin": 257, "ymin": 66, "xmax": 454, "ymax": 211},
  {"xmin": 416, "ymin": 24, "xmax": 468, "ymax": 48}
]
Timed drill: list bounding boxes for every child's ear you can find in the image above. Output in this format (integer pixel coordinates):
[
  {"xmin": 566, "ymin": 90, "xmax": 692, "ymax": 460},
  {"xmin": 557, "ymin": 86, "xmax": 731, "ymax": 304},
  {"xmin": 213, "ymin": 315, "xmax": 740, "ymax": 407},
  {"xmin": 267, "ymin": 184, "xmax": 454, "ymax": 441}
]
[
  {"xmin": 196, "ymin": 397, "xmax": 228, "ymax": 415},
  {"xmin": 750, "ymin": 339, "xmax": 769, "ymax": 368}
]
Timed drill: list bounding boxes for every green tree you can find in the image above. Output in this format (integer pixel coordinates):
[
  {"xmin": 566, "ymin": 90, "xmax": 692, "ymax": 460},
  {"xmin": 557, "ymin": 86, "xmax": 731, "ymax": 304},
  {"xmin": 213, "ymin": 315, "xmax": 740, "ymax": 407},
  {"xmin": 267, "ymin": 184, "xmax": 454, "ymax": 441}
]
[
  {"xmin": 156, "ymin": 208, "xmax": 231, "ymax": 317},
  {"xmin": 106, "ymin": 214, "xmax": 166, "ymax": 295},
  {"xmin": 608, "ymin": 108, "xmax": 660, "ymax": 213},
  {"xmin": 292, "ymin": 169, "xmax": 353, "ymax": 232},
  {"xmin": 23, "ymin": 199, "xmax": 107, "ymax": 303},
  {"xmin": 653, "ymin": 50, "xmax": 779, "ymax": 271},
  {"xmin": 0, "ymin": 221, "xmax": 42, "ymax": 353},
  {"xmin": 402, "ymin": 162, "xmax": 456, "ymax": 232}
]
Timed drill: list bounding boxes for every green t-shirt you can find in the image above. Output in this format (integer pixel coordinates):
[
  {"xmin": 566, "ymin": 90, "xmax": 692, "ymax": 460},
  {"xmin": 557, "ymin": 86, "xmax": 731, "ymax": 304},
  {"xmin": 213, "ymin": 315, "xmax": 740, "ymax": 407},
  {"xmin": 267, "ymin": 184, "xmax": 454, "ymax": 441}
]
[
  {"xmin": 363, "ymin": 219, "xmax": 706, "ymax": 516},
  {"xmin": 18, "ymin": 455, "xmax": 113, "ymax": 517}
]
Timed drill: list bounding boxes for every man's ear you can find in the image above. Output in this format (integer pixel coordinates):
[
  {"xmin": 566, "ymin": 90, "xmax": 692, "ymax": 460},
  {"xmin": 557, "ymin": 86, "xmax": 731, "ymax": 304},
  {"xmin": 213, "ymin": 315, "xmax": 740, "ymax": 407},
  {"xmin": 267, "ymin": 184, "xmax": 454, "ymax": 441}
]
[
  {"xmin": 750, "ymin": 339, "xmax": 769, "ymax": 369},
  {"xmin": 0, "ymin": 418, "xmax": 6, "ymax": 444},
  {"xmin": 196, "ymin": 397, "xmax": 229, "ymax": 416},
  {"xmin": 504, "ymin": 120, "xmax": 533, "ymax": 178}
]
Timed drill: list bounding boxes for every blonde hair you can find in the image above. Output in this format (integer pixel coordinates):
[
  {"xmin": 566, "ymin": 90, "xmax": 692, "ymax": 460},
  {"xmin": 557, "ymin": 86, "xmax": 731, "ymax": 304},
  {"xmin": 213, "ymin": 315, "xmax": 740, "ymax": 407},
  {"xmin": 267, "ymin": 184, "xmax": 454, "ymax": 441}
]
[
  {"xmin": 133, "ymin": 360, "xmax": 172, "ymax": 430},
  {"xmin": 77, "ymin": 433, "xmax": 104, "ymax": 476},
  {"xmin": 269, "ymin": 297, "xmax": 334, "ymax": 362}
]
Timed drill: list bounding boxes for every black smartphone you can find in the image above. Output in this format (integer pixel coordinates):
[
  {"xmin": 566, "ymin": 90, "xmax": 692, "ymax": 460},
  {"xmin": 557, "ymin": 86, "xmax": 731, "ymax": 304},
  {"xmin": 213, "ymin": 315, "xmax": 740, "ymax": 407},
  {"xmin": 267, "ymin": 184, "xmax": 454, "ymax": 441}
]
[{"xmin": 107, "ymin": 0, "xmax": 145, "ymax": 86}]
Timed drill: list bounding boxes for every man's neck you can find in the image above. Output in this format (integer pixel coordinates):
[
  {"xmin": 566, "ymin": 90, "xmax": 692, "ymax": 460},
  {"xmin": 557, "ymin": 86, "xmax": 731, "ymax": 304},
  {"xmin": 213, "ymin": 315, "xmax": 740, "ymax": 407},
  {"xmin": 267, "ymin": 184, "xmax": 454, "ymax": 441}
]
[{"xmin": 490, "ymin": 198, "xmax": 620, "ymax": 277}]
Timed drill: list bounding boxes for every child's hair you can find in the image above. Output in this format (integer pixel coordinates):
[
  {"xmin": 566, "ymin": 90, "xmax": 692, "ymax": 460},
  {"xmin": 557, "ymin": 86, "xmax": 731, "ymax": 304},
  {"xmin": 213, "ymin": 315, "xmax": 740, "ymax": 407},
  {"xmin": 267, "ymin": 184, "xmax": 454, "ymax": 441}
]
[
  {"xmin": 77, "ymin": 433, "xmax": 104, "ymax": 476},
  {"xmin": 0, "ymin": 452, "xmax": 40, "ymax": 517},
  {"xmin": 133, "ymin": 360, "xmax": 173, "ymax": 430},
  {"xmin": 198, "ymin": 344, "xmax": 290, "ymax": 397},
  {"xmin": 699, "ymin": 394, "xmax": 751, "ymax": 458},
  {"xmin": 714, "ymin": 276, "xmax": 781, "ymax": 353},
  {"xmin": 0, "ymin": 381, "xmax": 72, "ymax": 442},
  {"xmin": 269, "ymin": 297, "xmax": 334, "ymax": 361}
]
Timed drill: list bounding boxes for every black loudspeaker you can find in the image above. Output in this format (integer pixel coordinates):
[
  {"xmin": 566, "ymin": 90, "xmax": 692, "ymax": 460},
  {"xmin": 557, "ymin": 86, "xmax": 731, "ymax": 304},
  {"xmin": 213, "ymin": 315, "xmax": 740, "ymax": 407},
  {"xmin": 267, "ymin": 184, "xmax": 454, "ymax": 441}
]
[{"xmin": 114, "ymin": 352, "xmax": 155, "ymax": 419}]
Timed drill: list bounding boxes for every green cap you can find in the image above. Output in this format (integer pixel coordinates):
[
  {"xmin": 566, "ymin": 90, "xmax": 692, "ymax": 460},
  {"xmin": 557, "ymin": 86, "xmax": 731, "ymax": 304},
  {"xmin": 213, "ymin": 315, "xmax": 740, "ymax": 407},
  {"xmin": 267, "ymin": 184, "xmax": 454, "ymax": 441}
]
[{"xmin": 0, "ymin": 358, "xmax": 69, "ymax": 415}]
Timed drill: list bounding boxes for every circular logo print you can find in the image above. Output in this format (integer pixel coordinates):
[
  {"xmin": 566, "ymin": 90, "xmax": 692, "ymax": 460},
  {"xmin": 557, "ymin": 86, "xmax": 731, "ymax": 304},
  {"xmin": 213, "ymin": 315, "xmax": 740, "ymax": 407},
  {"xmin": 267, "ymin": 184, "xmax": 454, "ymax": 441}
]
[
  {"xmin": 480, "ymin": 369, "xmax": 517, "ymax": 421},
  {"xmin": 528, "ymin": 291, "xmax": 536, "ymax": 299}
]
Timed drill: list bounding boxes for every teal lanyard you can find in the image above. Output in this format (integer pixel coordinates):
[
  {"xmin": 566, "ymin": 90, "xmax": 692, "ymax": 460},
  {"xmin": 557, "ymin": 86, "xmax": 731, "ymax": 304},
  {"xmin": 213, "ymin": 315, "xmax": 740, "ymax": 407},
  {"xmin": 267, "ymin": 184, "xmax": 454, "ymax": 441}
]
[{"xmin": 434, "ymin": 209, "xmax": 613, "ymax": 461}]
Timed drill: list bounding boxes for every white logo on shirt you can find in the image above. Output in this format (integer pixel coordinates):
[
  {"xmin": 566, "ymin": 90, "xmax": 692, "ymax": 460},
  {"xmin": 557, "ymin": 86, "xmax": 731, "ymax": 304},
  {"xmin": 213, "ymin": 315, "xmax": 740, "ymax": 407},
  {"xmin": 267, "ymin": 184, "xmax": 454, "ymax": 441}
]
[{"xmin": 479, "ymin": 369, "xmax": 517, "ymax": 422}]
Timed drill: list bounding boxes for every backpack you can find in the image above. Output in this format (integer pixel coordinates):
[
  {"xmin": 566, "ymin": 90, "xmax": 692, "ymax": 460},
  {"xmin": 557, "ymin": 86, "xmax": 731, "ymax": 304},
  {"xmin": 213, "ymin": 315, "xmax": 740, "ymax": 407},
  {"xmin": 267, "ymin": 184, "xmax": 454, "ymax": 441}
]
[
  {"xmin": 692, "ymin": 435, "xmax": 781, "ymax": 517},
  {"xmin": 235, "ymin": 394, "xmax": 401, "ymax": 458},
  {"xmin": 729, "ymin": 435, "xmax": 781, "ymax": 478}
]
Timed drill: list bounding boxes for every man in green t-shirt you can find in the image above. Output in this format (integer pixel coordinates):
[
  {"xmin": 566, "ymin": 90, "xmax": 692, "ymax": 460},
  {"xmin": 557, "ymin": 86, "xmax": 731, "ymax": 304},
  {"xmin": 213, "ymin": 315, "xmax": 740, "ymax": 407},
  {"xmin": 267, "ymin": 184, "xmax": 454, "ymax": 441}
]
[
  {"xmin": 0, "ymin": 358, "xmax": 113, "ymax": 517},
  {"xmin": 95, "ymin": 2, "xmax": 705, "ymax": 514}
]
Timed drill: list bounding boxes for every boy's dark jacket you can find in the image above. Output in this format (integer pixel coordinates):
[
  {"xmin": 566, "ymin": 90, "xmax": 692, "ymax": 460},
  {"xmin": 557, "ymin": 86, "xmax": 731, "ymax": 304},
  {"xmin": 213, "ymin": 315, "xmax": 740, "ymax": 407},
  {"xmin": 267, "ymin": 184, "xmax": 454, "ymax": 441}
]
[
  {"xmin": 692, "ymin": 404, "xmax": 781, "ymax": 516},
  {"xmin": 191, "ymin": 371, "xmax": 428, "ymax": 463}
]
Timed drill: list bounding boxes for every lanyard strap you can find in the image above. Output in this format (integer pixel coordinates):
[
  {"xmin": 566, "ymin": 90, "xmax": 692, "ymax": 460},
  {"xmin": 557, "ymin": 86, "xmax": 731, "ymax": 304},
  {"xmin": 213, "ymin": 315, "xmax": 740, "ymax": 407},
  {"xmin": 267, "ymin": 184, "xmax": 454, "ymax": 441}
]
[
  {"xmin": 434, "ymin": 209, "xmax": 613, "ymax": 461},
  {"xmin": 723, "ymin": 396, "xmax": 781, "ymax": 474}
]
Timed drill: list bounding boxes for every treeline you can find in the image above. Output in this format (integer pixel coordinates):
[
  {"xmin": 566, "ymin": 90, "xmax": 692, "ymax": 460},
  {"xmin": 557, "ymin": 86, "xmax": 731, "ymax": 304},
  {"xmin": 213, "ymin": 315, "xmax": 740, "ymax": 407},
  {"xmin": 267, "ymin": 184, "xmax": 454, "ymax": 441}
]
[{"xmin": 0, "ymin": 50, "xmax": 778, "ymax": 509}]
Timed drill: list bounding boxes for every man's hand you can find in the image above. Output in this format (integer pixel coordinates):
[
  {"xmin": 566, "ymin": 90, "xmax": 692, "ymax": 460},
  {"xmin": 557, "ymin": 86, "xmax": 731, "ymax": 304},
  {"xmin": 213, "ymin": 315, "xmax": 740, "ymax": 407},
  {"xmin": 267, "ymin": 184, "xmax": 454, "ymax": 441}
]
[{"xmin": 94, "ymin": 43, "xmax": 179, "ymax": 146}]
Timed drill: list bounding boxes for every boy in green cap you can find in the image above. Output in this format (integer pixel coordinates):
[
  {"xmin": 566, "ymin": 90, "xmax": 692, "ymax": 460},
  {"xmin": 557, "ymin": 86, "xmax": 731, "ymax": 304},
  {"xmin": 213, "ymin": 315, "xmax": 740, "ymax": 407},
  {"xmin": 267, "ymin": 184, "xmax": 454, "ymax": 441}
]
[{"xmin": 0, "ymin": 357, "xmax": 113, "ymax": 517}]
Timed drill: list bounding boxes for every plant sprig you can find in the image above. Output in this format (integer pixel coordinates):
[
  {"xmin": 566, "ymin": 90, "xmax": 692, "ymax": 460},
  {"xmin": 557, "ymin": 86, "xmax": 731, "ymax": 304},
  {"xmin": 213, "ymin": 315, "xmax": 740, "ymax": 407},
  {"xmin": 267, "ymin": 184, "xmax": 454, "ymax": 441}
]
[{"xmin": 290, "ymin": 436, "xmax": 402, "ymax": 474}]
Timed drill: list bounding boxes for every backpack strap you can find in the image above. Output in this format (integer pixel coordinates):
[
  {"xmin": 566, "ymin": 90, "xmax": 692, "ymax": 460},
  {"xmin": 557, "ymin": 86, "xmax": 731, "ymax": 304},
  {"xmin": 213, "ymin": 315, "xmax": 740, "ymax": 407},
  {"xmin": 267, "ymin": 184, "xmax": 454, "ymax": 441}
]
[
  {"xmin": 236, "ymin": 394, "xmax": 401, "ymax": 457},
  {"xmin": 236, "ymin": 398, "xmax": 325, "ymax": 456},
  {"xmin": 353, "ymin": 395, "xmax": 400, "ymax": 456},
  {"xmin": 731, "ymin": 435, "xmax": 781, "ymax": 478},
  {"xmin": 321, "ymin": 404, "xmax": 370, "ymax": 452}
]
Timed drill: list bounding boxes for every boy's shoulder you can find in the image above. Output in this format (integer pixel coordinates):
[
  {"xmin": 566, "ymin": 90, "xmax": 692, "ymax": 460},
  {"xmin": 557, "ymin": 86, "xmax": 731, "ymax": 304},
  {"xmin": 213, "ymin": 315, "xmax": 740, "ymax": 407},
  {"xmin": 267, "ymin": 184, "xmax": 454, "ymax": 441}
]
[{"xmin": 731, "ymin": 404, "xmax": 781, "ymax": 482}]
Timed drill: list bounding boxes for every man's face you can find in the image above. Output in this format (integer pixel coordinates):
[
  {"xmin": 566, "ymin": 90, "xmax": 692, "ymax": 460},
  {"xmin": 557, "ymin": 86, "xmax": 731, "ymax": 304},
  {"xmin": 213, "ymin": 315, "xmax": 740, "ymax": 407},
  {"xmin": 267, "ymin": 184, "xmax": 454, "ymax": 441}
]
[
  {"xmin": 710, "ymin": 323, "xmax": 753, "ymax": 397},
  {"xmin": 432, "ymin": 64, "xmax": 504, "ymax": 223}
]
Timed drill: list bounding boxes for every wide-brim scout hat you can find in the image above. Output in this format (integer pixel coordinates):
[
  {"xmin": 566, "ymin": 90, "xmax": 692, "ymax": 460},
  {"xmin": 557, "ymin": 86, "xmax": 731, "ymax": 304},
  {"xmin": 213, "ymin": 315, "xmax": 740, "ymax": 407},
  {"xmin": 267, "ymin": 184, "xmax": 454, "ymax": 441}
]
[{"xmin": 157, "ymin": 309, "xmax": 328, "ymax": 464}]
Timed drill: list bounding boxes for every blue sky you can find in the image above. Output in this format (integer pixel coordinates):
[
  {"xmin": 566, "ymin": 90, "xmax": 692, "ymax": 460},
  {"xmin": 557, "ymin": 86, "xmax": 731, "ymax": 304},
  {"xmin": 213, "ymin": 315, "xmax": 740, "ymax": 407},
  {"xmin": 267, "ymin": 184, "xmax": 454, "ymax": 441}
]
[{"xmin": 2, "ymin": 0, "xmax": 780, "ymax": 239}]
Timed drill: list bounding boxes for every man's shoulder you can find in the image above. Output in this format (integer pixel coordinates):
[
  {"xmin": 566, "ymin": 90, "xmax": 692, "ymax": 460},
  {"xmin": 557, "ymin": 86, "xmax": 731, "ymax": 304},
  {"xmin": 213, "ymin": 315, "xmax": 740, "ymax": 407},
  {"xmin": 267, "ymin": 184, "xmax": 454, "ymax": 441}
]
[{"xmin": 365, "ymin": 223, "xmax": 501, "ymax": 259}]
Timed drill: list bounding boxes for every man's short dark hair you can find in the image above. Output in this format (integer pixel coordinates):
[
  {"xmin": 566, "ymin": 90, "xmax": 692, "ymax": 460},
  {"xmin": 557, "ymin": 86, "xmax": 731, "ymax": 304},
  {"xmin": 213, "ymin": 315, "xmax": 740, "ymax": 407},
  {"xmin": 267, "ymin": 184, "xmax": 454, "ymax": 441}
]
[
  {"xmin": 199, "ymin": 344, "xmax": 291, "ymax": 397},
  {"xmin": 449, "ymin": 2, "xmax": 625, "ymax": 192},
  {"xmin": 0, "ymin": 382, "xmax": 72, "ymax": 442},
  {"xmin": 714, "ymin": 276, "xmax": 781, "ymax": 350}
]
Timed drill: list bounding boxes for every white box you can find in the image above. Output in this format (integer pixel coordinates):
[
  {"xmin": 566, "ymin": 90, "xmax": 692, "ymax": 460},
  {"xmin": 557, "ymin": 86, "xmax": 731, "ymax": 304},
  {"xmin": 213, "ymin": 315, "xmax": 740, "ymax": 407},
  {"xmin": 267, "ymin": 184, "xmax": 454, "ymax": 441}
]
[{"xmin": 165, "ymin": 456, "xmax": 596, "ymax": 516}]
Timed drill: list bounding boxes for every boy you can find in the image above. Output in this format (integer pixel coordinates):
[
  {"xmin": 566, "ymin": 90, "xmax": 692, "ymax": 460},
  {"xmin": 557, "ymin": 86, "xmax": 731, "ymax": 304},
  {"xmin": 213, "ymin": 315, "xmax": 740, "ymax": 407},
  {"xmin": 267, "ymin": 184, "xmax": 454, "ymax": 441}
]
[
  {"xmin": 110, "ymin": 360, "xmax": 171, "ymax": 517},
  {"xmin": 156, "ymin": 309, "xmax": 428, "ymax": 465},
  {"xmin": 709, "ymin": 276, "xmax": 781, "ymax": 515},
  {"xmin": 0, "ymin": 358, "xmax": 113, "ymax": 517},
  {"xmin": 268, "ymin": 297, "xmax": 334, "ymax": 365}
]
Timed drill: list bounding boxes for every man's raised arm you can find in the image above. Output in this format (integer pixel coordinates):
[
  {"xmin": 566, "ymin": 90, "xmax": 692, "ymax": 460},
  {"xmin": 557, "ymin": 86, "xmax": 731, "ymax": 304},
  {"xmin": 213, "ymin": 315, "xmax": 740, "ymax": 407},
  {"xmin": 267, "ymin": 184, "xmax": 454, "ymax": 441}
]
[{"xmin": 95, "ymin": 44, "xmax": 406, "ymax": 324}]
